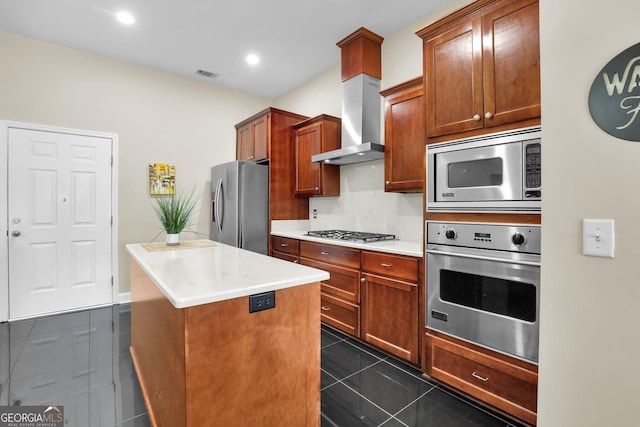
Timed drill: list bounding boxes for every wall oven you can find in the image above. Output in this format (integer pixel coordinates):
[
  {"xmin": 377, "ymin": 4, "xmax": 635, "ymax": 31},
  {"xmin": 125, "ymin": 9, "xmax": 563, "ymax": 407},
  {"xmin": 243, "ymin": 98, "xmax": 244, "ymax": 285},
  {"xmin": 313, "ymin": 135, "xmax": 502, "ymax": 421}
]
[
  {"xmin": 426, "ymin": 221, "xmax": 541, "ymax": 363},
  {"xmin": 427, "ymin": 126, "xmax": 541, "ymax": 213}
]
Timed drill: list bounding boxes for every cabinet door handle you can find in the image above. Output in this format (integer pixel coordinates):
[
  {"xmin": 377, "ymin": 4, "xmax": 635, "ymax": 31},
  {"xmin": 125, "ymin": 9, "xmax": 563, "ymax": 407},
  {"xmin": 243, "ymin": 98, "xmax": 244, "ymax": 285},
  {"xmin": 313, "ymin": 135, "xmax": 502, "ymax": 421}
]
[
  {"xmin": 381, "ymin": 263, "xmax": 393, "ymax": 268},
  {"xmin": 360, "ymin": 277, "xmax": 365, "ymax": 283},
  {"xmin": 248, "ymin": 156, "xmax": 254, "ymax": 160},
  {"xmin": 280, "ymin": 243, "xmax": 289, "ymax": 247},
  {"xmin": 320, "ymin": 251, "xmax": 330, "ymax": 255},
  {"xmin": 293, "ymin": 259, "xmax": 299, "ymax": 263},
  {"xmin": 473, "ymin": 114, "xmax": 481, "ymax": 121},
  {"xmin": 385, "ymin": 181, "xmax": 390, "ymax": 185},
  {"xmin": 472, "ymin": 372, "xmax": 489, "ymax": 382},
  {"xmin": 321, "ymin": 306, "xmax": 330, "ymax": 311},
  {"xmin": 485, "ymin": 112, "xmax": 493, "ymax": 119}
]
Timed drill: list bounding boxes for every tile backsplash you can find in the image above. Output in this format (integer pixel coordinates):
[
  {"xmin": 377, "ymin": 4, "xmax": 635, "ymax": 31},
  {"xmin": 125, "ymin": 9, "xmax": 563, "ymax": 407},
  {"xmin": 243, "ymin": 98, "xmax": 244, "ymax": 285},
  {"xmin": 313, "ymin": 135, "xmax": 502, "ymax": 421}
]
[{"xmin": 309, "ymin": 160, "xmax": 423, "ymax": 242}]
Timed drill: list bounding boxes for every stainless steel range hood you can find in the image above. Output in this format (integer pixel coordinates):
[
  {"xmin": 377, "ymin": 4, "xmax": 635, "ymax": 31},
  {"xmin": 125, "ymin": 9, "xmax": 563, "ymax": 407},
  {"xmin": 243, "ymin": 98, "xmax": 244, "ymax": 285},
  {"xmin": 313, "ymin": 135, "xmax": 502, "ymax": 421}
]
[
  {"xmin": 311, "ymin": 28, "xmax": 384, "ymax": 166},
  {"xmin": 312, "ymin": 74, "xmax": 384, "ymax": 165}
]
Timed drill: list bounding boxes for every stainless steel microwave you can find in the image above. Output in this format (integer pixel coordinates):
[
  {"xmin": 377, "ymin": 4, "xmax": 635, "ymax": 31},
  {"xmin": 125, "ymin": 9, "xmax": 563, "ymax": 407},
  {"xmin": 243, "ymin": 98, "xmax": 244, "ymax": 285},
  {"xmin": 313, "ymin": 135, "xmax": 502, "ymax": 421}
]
[{"xmin": 427, "ymin": 126, "xmax": 541, "ymax": 213}]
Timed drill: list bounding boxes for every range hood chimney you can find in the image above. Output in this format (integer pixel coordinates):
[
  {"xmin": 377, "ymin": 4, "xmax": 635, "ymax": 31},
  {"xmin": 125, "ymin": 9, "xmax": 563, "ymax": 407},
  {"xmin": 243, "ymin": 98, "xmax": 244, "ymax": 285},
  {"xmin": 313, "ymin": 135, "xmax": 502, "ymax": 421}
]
[{"xmin": 311, "ymin": 28, "xmax": 385, "ymax": 165}]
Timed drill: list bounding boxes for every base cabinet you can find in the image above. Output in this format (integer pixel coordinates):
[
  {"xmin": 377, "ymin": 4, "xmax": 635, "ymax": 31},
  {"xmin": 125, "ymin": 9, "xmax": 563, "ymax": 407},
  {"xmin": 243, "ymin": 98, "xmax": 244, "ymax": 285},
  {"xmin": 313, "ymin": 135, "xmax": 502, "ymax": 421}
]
[
  {"xmin": 361, "ymin": 251, "xmax": 420, "ymax": 364},
  {"xmin": 299, "ymin": 241, "xmax": 361, "ymax": 336},
  {"xmin": 424, "ymin": 331, "xmax": 538, "ymax": 425},
  {"xmin": 272, "ymin": 236, "xmax": 300, "ymax": 263},
  {"xmin": 320, "ymin": 292, "xmax": 360, "ymax": 337},
  {"xmin": 274, "ymin": 238, "xmax": 422, "ymax": 366}
]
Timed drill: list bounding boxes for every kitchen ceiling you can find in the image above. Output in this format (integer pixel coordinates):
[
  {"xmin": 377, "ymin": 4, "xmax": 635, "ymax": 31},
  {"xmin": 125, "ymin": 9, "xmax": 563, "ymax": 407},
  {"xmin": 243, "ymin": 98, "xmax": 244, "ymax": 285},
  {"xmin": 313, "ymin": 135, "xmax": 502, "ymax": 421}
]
[{"xmin": 0, "ymin": 0, "xmax": 448, "ymax": 99}]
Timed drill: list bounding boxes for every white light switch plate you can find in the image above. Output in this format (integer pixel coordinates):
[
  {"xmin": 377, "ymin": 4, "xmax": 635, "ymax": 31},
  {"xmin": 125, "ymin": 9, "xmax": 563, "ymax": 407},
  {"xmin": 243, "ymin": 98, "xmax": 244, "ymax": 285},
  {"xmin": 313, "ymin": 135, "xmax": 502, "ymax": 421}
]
[{"xmin": 583, "ymin": 219, "xmax": 615, "ymax": 258}]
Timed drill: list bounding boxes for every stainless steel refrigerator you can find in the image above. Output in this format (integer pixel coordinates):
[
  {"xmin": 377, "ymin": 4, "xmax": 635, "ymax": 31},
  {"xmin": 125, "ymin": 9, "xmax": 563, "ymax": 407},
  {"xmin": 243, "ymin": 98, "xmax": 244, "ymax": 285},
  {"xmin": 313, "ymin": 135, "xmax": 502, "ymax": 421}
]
[{"xmin": 210, "ymin": 161, "xmax": 269, "ymax": 254}]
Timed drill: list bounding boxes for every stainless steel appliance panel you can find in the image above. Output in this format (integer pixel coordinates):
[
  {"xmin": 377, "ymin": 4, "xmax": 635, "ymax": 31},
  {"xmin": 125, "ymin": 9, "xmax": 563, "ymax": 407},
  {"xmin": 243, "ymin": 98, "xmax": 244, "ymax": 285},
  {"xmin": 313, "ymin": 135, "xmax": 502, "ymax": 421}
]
[
  {"xmin": 426, "ymin": 126, "xmax": 541, "ymax": 213},
  {"xmin": 434, "ymin": 142, "xmax": 522, "ymax": 202},
  {"xmin": 426, "ymin": 221, "xmax": 541, "ymax": 363},
  {"xmin": 210, "ymin": 161, "xmax": 269, "ymax": 255}
]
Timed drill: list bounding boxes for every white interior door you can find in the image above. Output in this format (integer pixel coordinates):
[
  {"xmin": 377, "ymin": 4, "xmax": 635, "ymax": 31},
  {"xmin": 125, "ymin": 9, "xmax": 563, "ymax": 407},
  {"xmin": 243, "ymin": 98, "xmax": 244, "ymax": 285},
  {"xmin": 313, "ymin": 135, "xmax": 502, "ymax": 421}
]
[{"xmin": 7, "ymin": 128, "xmax": 113, "ymax": 320}]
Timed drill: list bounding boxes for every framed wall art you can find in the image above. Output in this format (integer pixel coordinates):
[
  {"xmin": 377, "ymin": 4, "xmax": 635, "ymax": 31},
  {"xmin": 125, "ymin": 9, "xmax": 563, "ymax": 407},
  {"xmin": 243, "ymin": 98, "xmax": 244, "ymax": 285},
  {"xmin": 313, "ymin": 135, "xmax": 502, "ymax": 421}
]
[{"xmin": 149, "ymin": 163, "xmax": 175, "ymax": 195}]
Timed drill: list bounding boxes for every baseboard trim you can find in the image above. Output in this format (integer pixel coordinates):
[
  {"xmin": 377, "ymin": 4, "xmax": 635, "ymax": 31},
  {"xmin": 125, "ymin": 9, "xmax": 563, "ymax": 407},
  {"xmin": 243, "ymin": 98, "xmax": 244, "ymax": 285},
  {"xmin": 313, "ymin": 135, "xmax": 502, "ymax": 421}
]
[{"xmin": 119, "ymin": 292, "xmax": 131, "ymax": 304}]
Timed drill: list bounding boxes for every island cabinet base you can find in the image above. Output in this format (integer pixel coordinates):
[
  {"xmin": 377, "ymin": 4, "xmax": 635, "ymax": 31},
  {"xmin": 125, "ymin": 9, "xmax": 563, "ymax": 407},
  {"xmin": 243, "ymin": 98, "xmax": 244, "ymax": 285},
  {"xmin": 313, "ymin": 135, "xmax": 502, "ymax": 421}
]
[{"xmin": 130, "ymin": 261, "xmax": 321, "ymax": 427}]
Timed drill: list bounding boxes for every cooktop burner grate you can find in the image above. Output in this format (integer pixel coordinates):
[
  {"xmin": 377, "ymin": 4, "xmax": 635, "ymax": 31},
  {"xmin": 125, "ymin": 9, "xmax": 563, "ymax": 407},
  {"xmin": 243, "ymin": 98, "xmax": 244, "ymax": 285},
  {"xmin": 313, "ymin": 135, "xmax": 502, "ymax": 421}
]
[{"xmin": 306, "ymin": 230, "xmax": 396, "ymax": 243}]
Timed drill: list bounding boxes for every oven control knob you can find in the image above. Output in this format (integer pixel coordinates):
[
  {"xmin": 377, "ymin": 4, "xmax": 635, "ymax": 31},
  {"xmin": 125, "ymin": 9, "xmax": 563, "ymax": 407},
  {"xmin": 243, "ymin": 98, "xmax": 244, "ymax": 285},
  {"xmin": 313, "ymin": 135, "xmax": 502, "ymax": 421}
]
[
  {"xmin": 512, "ymin": 233, "xmax": 526, "ymax": 246},
  {"xmin": 445, "ymin": 229, "xmax": 457, "ymax": 240}
]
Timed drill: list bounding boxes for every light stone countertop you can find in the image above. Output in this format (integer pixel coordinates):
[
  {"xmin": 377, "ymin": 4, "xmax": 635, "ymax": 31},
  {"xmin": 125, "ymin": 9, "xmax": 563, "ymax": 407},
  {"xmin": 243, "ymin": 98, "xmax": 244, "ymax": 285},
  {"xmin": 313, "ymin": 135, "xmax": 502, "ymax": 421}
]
[
  {"xmin": 126, "ymin": 241, "xmax": 329, "ymax": 309},
  {"xmin": 271, "ymin": 230, "xmax": 423, "ymax": 258}
]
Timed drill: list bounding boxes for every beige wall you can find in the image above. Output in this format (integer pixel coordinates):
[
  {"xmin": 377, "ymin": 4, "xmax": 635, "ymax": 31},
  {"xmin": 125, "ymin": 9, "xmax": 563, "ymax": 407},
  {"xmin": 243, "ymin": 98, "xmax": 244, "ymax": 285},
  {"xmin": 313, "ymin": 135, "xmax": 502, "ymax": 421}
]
[
  {"xmin": 538, "ymin": 0, "xmax": 640, "ymax": 425},
  {"xmin": 0, "ymin": 31, "xmax": 270, "ymax": 293}
]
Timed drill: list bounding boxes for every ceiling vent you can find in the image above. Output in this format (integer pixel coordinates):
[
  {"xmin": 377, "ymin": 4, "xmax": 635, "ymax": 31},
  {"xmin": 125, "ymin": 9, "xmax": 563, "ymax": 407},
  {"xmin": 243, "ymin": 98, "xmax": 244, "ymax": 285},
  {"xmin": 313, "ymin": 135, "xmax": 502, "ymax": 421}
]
[{"xmin": 195, "ymin": 69, "xmax": 219, "ymax": 79}]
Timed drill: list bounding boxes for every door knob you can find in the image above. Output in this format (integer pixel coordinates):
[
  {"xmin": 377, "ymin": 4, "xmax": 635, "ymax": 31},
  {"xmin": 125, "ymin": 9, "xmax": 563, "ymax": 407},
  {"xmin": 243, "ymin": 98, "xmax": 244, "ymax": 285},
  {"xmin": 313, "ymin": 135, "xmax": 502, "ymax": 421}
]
[{"xmin": 11, "ymin": 230, "xmax": 21, "ymax": 237}]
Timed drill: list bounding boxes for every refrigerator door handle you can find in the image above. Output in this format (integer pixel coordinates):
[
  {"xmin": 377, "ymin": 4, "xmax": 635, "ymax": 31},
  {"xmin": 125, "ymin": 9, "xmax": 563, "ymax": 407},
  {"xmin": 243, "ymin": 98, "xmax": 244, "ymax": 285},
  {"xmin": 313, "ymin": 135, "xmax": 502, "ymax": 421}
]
[
  {"xmin": 215, "ymin": 178, "xmax": 223, "ymax": 235},
  {"xmin": 217, "ymin": 178, "xmax": 224, "ymax": 234}
]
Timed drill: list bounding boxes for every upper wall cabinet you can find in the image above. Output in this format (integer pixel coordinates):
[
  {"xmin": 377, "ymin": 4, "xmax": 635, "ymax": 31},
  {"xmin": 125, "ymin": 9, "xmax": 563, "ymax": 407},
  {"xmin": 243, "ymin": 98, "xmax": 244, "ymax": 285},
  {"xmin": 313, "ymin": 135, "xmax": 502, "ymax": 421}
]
[
  {"xmin": 294, "ymin": 115, "xmax": 341, "ymax": 197},
  {"xmin": 417, "ymin": 0, "xmax": 540, "ymax": 139},
  {"xmin": 380, "ymin": 77, "xmax": 425, "ymax": 193},
  {"xmin": 234, "ymin": 107, "xmax": 310, "ymax": 225},
  {"xmin": 236, "ymin": 112, "xmax": 269, "ymax": 162}
]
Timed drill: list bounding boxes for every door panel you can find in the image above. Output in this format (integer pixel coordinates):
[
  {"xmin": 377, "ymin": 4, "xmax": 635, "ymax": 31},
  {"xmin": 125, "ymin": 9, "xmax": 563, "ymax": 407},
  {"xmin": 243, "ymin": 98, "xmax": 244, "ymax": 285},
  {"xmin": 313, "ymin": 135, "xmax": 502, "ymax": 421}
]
[
  {"xmin": 8, "ymin": 128, "xmax": 112, "ymax": 319},
  {"xmin": 425, "ymin": 19, "xmax": 484, "ymax": 137},
  {"xmin": 483, "ymin": 0, "xmax": 541, "ymax": 126}
]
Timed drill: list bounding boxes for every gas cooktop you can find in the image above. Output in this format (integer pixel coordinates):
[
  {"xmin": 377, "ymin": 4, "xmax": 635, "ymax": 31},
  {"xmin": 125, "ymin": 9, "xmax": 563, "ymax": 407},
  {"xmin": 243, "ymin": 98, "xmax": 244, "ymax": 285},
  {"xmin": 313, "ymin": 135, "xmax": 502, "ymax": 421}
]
[{"xmin": 306, "ymin": 230, "xmax": 396, "ymax": 243}]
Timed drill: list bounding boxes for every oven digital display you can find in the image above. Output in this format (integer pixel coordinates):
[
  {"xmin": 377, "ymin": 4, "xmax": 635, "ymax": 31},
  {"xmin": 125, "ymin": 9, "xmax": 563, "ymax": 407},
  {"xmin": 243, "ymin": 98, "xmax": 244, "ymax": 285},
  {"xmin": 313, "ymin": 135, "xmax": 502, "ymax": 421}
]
[{"xmin": 474, "ymin": 232, "xmax": 491, "ymax": 239}]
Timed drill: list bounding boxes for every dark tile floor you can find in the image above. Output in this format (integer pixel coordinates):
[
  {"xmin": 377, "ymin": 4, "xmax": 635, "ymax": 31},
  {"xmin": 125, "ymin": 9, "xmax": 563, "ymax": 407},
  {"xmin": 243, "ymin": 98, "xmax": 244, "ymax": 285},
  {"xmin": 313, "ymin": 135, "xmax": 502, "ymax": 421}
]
[
  {"xmin": 321, "ymin": 327, "xmax": 523, "ymax": 427},
  {"xmin": 0, "ymin": 305, "xmax": 523, "ymax": 427},
  {"xmin": 0, "ymin": 305, "xmax": 149, "ymax": 426}
]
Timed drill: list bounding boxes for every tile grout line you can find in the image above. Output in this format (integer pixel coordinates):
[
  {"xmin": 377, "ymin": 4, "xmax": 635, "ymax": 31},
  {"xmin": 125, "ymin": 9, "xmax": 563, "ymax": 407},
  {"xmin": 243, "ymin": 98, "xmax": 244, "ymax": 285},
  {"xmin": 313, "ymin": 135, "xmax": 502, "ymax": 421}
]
[{"xmin": 435, "ymin": 384, "xmax": 522, "ymax": 426}]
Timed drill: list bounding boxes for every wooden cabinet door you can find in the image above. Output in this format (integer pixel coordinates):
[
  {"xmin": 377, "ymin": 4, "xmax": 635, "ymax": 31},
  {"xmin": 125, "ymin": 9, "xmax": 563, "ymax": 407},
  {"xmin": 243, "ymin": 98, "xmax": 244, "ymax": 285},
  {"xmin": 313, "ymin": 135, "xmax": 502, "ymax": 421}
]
[
  {"xmin": 362, "ymin": 273, "xmax": 418, "ymax": 364},
  {"xmin": 252, "ymin": 114, "xmax": 269, "ymax": 162},
  {"xmin": 425, "ymin": 18, "xmax": 484, "ymax": 137},
  {"xmin": 482, "ymin": 0, "xmax": 540, "ymax": 128},
  {"xmin": 382, "ymin": 78, "xmax": 425, "ymax": 192},
  {"xmin": 294, "ymin": 123, "xmax": 322, "ymax": 196},
  {"xmin": 236, "ymin": 122, "xmax": 252, "ymax": 161}
]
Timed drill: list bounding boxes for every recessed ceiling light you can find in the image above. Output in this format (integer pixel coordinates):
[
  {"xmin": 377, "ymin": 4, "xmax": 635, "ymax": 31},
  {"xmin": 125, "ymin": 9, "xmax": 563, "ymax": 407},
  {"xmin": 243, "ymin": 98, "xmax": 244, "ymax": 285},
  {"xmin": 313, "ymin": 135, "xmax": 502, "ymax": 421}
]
[
  {"xmin": 116, "ymin": 11, "xmax": 135, "ymax": 25},
  {"xmin": 246, "ymin": 54, "xmax": 260, "ymax": 66}
]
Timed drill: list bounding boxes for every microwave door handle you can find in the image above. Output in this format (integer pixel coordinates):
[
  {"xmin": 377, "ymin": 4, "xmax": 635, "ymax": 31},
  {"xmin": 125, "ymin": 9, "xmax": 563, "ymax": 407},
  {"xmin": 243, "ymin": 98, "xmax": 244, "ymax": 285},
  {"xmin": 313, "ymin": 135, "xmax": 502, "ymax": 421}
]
[{"xmin": 426, "ymin": 249, "xmax": 540, "ymax": 267}]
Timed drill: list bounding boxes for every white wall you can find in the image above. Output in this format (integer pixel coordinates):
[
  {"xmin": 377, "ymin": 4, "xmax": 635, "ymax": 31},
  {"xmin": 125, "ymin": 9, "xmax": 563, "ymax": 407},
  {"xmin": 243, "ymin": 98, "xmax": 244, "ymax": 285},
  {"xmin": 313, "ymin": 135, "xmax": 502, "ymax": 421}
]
[
  {"xmin": 0, "ymin": 31, "xmax": 270, "ymax": 293},
  {"xmin": 537, "ymin": 0, "xmax": 640, "ymax": 425}
]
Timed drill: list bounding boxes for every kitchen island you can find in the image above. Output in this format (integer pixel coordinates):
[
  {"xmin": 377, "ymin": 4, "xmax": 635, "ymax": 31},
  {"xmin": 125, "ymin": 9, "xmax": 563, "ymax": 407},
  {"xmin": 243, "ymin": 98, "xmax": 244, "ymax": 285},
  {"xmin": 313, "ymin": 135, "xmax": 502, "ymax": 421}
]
[{"xmin": 126, "ymin": 240, "xmax": 329, "ymax": 427}]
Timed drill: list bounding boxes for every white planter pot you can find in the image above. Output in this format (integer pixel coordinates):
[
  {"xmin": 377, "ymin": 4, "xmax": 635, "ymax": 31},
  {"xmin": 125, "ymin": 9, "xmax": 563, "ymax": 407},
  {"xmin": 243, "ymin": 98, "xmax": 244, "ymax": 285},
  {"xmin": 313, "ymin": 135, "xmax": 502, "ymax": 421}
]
[{"xmin": 166, "ymin": 233, "xmax": 180, "ymax": 246}]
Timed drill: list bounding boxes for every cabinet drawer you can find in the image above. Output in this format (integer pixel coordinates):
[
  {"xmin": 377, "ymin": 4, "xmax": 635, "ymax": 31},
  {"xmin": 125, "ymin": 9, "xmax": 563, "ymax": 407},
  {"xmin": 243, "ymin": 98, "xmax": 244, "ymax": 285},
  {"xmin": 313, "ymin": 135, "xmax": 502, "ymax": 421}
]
[
  {"xmin": 427, "ymin": 333, "xmax": 537, "ymax": 425},
  {"xmin": 272, "ymin": 251, "xmax": 299, "ymax": 264},
  {"xmin": 300, "ymin": 258, "xmax": 360, "ymax": 303},
  {"xmin": 321, "ymin": 293, "xmax": 360, "ymax": 337},
  {"xmin": 300, "ymin": 241, "xmax": 360, "ymax": 269},
  {"xmin": 362, "ymin": 251, "xmax": 419, "ymax": 282},
  {"xmin": 272, "ymin": 236, "xmax": 299, "ymax": 256}
]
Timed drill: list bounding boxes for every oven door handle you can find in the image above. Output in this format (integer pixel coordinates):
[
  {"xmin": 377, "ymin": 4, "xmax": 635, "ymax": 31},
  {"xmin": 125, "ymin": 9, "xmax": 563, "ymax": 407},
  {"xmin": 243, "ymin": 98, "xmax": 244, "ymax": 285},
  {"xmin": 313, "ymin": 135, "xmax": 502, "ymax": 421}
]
[{"xmin": 426, "ymin": 249, "xmax": 540, "ymax": 267}]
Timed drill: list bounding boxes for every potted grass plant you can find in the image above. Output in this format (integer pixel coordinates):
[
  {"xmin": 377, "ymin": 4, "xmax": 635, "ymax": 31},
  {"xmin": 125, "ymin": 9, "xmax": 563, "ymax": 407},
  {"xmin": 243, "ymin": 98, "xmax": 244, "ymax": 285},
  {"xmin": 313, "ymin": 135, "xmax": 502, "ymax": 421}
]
[{"xmin": 152, "ymin": 187, "xmax": 199, "ymax": 246}]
